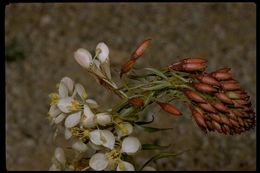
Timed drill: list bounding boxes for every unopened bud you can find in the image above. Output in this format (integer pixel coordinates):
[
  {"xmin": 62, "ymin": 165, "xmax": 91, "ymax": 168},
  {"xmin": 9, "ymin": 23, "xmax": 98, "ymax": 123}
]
[
  {"xmin": 184, "ymin": 90, "xmax": 207, "ymax": 103},
  {"xmin": 120, "ymin": 59, "xmax": 136, "ymax": 77},
  {"xmin": 214, "ymin": 92, "xmax": 234, "ymax": 104},
  {"xmin": 182, "ymin": 63, "xmax": 206, "ymax": 71},
  {"xmin": 191, "ymin": 82, "xmax": 217, "ymax": 93},
  {"xmin": 131, "ymin": 39, "xmax": 152, "ymax": 60},
  {"xmin": 74, "ymin": 48, "xmax": 93, "ymax": 68},
  {"xmin": 181, "ymin": 58, "xmax": 207, "ymax": 64},
  {"xmin": 211, "ymin": 101, "xmax": 228, "ymax": 112},
  {"xmin": 128, "ymin": 97, "xmax": 144, "ymax": 107},
  {"xmin": 196, "ymin": 74, "xmax": 220, "ymax": 86},
  {"xmin": 198, "ymin": 103, "xmax": 217, "ymax": 113},
  {"xmin": 211, "ymin": 71, "xmax": 233, "ymax": 81},
  {"xmin": 156, "ymin": 101, "xmax": 182, "ymax": 116}
]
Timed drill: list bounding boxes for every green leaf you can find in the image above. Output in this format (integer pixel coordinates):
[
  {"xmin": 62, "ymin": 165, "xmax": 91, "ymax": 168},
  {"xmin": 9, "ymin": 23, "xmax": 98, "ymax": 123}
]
[
  {"xmin": 144, "ymin": 68, "xmax": 168, "ymax": 79},
  {"xmin": 136, "ymin": 125, "xmax": 173, "ymax": 133},
  {"xmin": 142, "ymin": 143, "xmax": 170, "ymax": 150},
  {"xmin": 139, "ymin": 150, "xmax": 189, "ymax": 170},
  {"xmin": 141, "ymin": 81, "xmax": 171, "ymax": 91},
  {"xmin": 135, "ymin": 114, "xmax": 155, "ymax": 125}
]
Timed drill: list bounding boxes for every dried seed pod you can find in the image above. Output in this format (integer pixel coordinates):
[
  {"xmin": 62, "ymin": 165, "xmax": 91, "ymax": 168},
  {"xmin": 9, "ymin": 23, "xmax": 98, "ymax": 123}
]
[
  {"xmin": 211, "ymin": 101, "xmax": 228, "ymax": 112},
  {"xmin": 128, "ymin": 97, "xmax": 144, "ymax": 107},
  {"xmin": 156, "ymin": 101, "xmax": 182, "ymax": 116},
  {"xmin": 181, "ymin": 58, "xmax": 208, "ymax": 64},
  {"xmin": 198, "ymin": 103, "xmax": 217, "ymax": 113},
  {"xmin": 191, "ymin": 82, "xmax": 217, "ymax": 93},
  {"xmin": 182, "ymin": 63, "xmax": 206, "ymax": 71},
  {"xmin": 131, "ymin": 39, "xmax": 152, "ymax": 60},
  {"xmin": 211, "ymin": 71, "xmax": 233, "ymax": 81},
  {"xmin": 184, "ymin": 90, "xmax": 207, "ymax": 103},
  {"xmin": 196, "ymin": 74, "xmax": 220, "ymax": 86},
  {"xmin": 215, "ymin": 92, "xmax": 234, "ymax": 104},
  {"xmin": 120, "ymin": 59, "xmax": 136, "ymax": 77}
]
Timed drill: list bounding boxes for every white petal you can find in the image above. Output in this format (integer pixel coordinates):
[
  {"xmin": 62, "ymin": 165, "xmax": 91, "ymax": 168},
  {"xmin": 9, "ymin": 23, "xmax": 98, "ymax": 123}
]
[
  {"xmin": 142, "ymin": 166, "xmax": 156, "ymax": 171},
  {"xmin": 86, "ymin": 99, "xmax": 99, "ymax": 109},
  {"xmin": 89, "ymin": 153, "xmax": 109, "ymax": 171},
  {"xmin": 57, "ymin": 97, "xmax": 73, "ymax": 113},
  {"xmin": 96, "ymin": 42, "xmax": 109, "ymax": 63},
  {"xmin": 74, "ymin": 48, "xmax": 93, "ymax": 68},
  {"xmin": 121, "ymin": 136, "xmax": 141, "ymax": 155},
  {"xmin": 61, "ymin": 77, "xmax": 74, "ymax": 94},
  {"xmin": 64, "ymin": 111, "xmax": 81, "ymax": 128},
  {"xmin": 105, "ymin": 160, "xmax": 117, "ymax": 171},
  {"xmin": 54, "ymin": 113, "xmax": 65, "ymax": 124},
  {"xmin": 116, "ymin": 161, "xmax": 135, "ymax": 171},
  {"xmin": 54, "ymin": 147, "xmax": 66, "ymax": 166},
  {"xmin": 96, "ymin": 113, "xmax": 112, "ymax": 126},
  {"xmin": 82, "ymin": 104, "xmax": 95, "ymax": 128},
  {"xmin": 64, "ymin": 128, "xmax": 72, "ymax": 140},
  {"xmin": 116, "ymin": 122, "xmax": 133, "ymax": 137},
  {"xmin": 59, "ymin": 82, "xmax": 68, "ymax": 98},
  {"xmin": 49, "ymin": 105, "xmax": 61, "ymax": 118},
  {"xmin": 75, "ymin": 83, "xmax": 88, "ymax": 100},
  {"xmin": 72, "ymin": 140, "xmax": 88, "ymax": 152},
  {"xmin": 90, "ymin": 130, "xmax": 115, "ymax": 149},
  {"xmin": 88, "ymin": 141, "xmax": 104, "ymax": 150}
]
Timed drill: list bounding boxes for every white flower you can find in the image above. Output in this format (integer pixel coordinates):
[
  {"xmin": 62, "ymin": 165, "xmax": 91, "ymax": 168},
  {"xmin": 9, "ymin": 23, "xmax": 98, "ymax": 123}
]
[
  {"xmin": 49, "ymin": 105, "xmax": 61, "ymax": 118},
  {"xmin": 82, "ymin": 104, "xmax": 96, "ymax": 128},
  {"xmin": 89, "ymin": 153, "xmax": 109, "ymax": 171},
  {"xmin": 54, "ymin": 147, "xmax": 66, "ymax": 166},
  {"xmin": 64, "ymin": 128, "xmax": 72, "ymax": 140},
  {"xmin": 75, "ymin": 83, "xmax": 88, "ymax": 101},
  {"xmin": 54, "ymin": 113, "xmax": 66, "ymax": 124},
  {"xmin": 116, "ymin": 160, "xmax": 135, "ymax": 171},
  {"xmin": 116, "ymin": 122, "xmax": 133, "ymax": 138},
  {"xmin": 121, "ymin": 136, "xmax": 141, "ymax": 155},
  {"xmin": 57, "ymin": 97, "xmax": 74, "ymax": 113},
  {"xmin": 96, "ymin": 112, "xmax": 112, "ymax": 126},
  {"xmin": 74, "ymin": 48, "xmax": 93, "ymax": 68},
  {"xmin": 142, "ymin": 166, "xmax": 156, "ymax": 171},
  {"xmin": 72, "ymin": 140, "xmax": 88, "ymax": 152},
  {"xmin": 90, "ymin": 129, "xmax": 115, "ymax": 149},
  {"xmin": 64, "ymin": 111, "xmax": 81, "ymax": 128},
  {"xmin": 86, "ymin": 99, "xmax": 99, "ymax": 109},
  {"xmin": 96, "ymin": 42, "xmax": 109, "ymax": 63},
  {"xmin": 58, "ymin": 81, "xmax": 68, "ymax": 98},
  {"xmin": 61, "ymin": 77, "xmax": 74, "ymax": 95}
]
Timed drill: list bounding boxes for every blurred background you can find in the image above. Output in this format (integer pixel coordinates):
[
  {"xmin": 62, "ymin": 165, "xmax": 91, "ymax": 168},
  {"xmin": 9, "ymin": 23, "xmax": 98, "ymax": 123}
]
[{"xmin": 5, "ymin": 3, "xmax": 256, "ymax": 171}]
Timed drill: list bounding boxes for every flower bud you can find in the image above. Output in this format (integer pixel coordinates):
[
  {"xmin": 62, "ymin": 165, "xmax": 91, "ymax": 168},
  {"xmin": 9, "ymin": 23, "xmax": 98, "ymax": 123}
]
[
  {"xmin": 196, "ymin": 74, "xmax": 220, "ymax": 86},
  {"xmin": 131, "ymin": 39, "xmax": 152, "ymax": 60},
  {"xmin": 121, "ymin": 136, "xmax": 141, "ymax": 155},
  {"xmin": 214, "ymin": 92, "xmax": 233, "ymax": 104},
  {"xmin": 211, "ymin": 71, "xmax": 232, "ymax": 81},
  {"xmin": 191, "ymin": 82, "xmax": 217, "ymax": 93},
  {"xmin": 211, "ymin": 101, "xmax": 228, "ymax": 112},
  {"xmin": 189, "ymin": 106, "xmax": 207, "ymax": 132},
  {"xmin": 96, "ymin": 42, "xmax": 109, "ymax": 63},
  {"xmin": 72, "ymin": 140, "xmax": 88, "ymax": 152},
  {"xmin": 156, "ymin": 101, "xmax": 182, "ymax": 116},
  {"xmin": 96, "ymin": 112, "xmax": 112, "ymax": 126},
  {"xmin": 128, "ymin": 97, "xmax": 144, "ymax": 107},
  {"xmin": 74, "ymin": 48, "xmax": 93, "ymax": 68},
  {"xmin": 214, "ymin": 68, "xmax": 231, "ymax": 73},
  {"xmin": 220, "ymin": 82, "xmax": 240, "ymax": 91},
  {"xmin": 168, "ymin": 62, "xmax": 183, "ymax": 71},
  {"xmin": 212, "ymin": 121, "xmax": 222, "ymax": 133},
  {"xmin": 181, "ymin": 58, "xmax": 207, "ymax": 64},
  {"xmin": 120, "ymin": 59, "xmax": 136, "ymax": 77},
  {"xmin": 182, "ymin": 63, "xmax": 206, "ymax": 71},
  {"xmin": 198, "ymin": 103, "xmax": 217, "ymax": 113},
  {"xmin": 184, "ymin": 90, "xmax": 207, "ymax": 103}
]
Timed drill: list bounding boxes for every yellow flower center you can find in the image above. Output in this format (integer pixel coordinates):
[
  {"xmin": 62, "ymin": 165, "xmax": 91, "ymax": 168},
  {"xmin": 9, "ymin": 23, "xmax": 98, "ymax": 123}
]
[
  {"xmin": 49, "ymin": 93, "xmax": 59, "ymax": 105},
  {"xmin": 105, "ymin": 149, "xmax": 120, "ymax": 161},
  {"xmin": 69, "ymin": 100, "xmax": 81, "ymax": 111}
]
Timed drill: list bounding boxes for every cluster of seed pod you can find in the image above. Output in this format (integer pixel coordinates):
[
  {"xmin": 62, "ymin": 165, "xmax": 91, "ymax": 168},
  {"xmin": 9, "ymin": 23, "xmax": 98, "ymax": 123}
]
[{"xmin": 169, "ymin": 58, "xmax": 256, "ymax": 135}]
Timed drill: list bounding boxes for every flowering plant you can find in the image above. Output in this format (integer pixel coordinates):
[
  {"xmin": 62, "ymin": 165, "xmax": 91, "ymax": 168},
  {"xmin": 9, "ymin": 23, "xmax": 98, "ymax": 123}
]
[{"xmin": 47, "ymin": 39, "xmax": 255, "ymax": 171}]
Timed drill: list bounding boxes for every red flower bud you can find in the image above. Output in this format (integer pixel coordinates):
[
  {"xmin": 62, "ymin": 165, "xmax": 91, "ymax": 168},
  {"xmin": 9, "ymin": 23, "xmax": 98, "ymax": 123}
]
[
  {"xmin": 120, "ymin": 59, "xmax": 136, "ymax": 77},
  {"xmin": 184, "ymin": 90, "xmax": 207, "ymax": 103},
  {"xmin": 182, "ymin": 63, "xmax": 206, "ymax": 71},
  {"xmin": 196, "ymin": 74, "xmax": 220, "ymax": 86},
  {"xmin": 156, "ymin": 101, "xmax": 182, "ymax": 116},
  {"xmin": 198, "ymin": 103, "xmax": 217, "ymax": 113},
  {"xmin": 131, "ymin": 39, "xmax": 152, "ymax": 60},
  {"xmin": 209, "ymin": 113, "xmax": 222, "ymax": 122},
  {"xmin": 229, "ymin": 119, "xmax": 240, "ymax": 128},
  {"xmin": 215, "ymin": 92, "xmax": 234, "ymax": 104},
  {"xmin": 211, "ymin": 101, "xmax": 228, "ymax": 112},
  {"xmin": 222, "ymin": 124, "xmax": 230, "ymax": 134},
  {"xmin": 190, "ymin": 106, "xmax": 207, "ymax": 132},
  {"xmin": 128, "ymin": 97, "xmax": 144, "ymax": 107},
  {"xmin": 211, "ymin": 71, "xmax": 233, "ymax": 81},
  {"xmin": 220, "ymin": 115, "xmax": 231, "ymax": 126},
  {"xmin": 168, "ymin": 62, "xmax": 183, "ymax": 71},
  {"xmin": 226, "ymin": 91, "xmax": 248, "ymax": 100},
  {"xmin": 181, "ymin": 58, "xmax": 208, "ymax": 64},
  {"xmin": 191, "ymin": 82, "xmax": 217, "ymax": 93},
  {"xmin": 220, "ymin": 82, "xmax": 240, "ymax": 91},
  {"xmin": 212, "ymin": 121, "xmax": 222, "ymax": 133},
  {"xmin": 214, "ymin": 68, "xmax": 231, "ymax": 73}
]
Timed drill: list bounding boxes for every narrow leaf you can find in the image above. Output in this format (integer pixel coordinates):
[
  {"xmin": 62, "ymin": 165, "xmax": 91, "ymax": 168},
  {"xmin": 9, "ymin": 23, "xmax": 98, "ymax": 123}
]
[
  {"xmin": 136, "ymin": 125, "xmax": 173, "ymax": 132},
  {"xmin": 144, "ymin": 67, "xmax": 168, "ymax": 79},
  {"xmin": 142, "ymin": 143, "xmax": 170, "ymax": 150}
]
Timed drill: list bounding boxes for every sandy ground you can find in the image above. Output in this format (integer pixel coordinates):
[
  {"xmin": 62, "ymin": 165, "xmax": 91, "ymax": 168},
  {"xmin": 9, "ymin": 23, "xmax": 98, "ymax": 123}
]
[{"xmin": 5, "ymin": 3, "xmax": 256, "ymax": 171}]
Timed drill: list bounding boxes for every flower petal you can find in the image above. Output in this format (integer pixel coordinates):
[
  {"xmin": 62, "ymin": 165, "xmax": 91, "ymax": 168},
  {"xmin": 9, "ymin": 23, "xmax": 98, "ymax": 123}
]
[
  {"xmin": 85, "ymin": 99, "xmax": 99, "ymax": 109},
  {"xmin": 59, "ymin": 81, "xmax": 68, "ymax": 98},
  {"xmin": 121, "ymin": 136, "xmax": 141, "ymax": 155},
  {"xmin": 54, "ymin": 113, "xmax": 66, "ymax": 124},
  {"xmin": 75, "ymin": 83, "xmax": 88, "ymax": 101},
  {"xmin": 72, "ymin": 140, "xmax": 88, "ymax": 152},
  {"xmin": 64, "ymin": 111, "xmax": 81, "ymax": 128},
  {"xmin": 90, "ymin": 130, "xmax": 115, "ymax": 149},
  {"xmin": 96, "ymin": 42, "xmax": 109, "ymax": 63},
  {"xmin": 49, "ymin": 105, "xmax": 61, "ymax": 118},
  {"xmin": 64, "ymin": 128, "xmax": 72, "ymax": 140},
  {"xmin": 116, "ymin": 161, "xmax": 135, "ymax": 171},
  {"xmin": 54, "ymin": 147, "xmax": 66, "ymax": 166},
  {"xmin": 74, "ymin": 48, "xmax": 93, "ymax": 68},
  {"xmin": 142, "ymin": 166, "xmax": 156, "ymax": 171},
  {"xmin": 61, "ymin": 77, "xmax": 74, "ymax": 94},
  {"xmin": 89, "ymin": 153, "xmax": 109, "ymax": 171},
  {"xmin": 116, "ymin": 122, "xmax": 133, "ymax": 138},
  {"xmin": 96, "ymin": 112, "xmax": 112, "ymax": 126},
  {"xmin": 82, "ymin": 104, "xmax": 95, "ymax": 128},
  {"xmin": 57, "ymin": 97, "xmax": 73, "ymax": 113}
]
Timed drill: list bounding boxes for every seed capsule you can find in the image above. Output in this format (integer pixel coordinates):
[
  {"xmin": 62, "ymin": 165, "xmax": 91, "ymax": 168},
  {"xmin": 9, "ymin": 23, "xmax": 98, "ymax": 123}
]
[
  {"xmin": 131, "ymin": 39, "xmax": 152, "ymax": 60},
  {"xmin": 214, "ymin": 68, "xmax": 231, "ymax": 73},
  {"xmin": 181, "ymin": 58, "xmax": 208, "ymax": 64},
  {"xmin": 211, "ymin": 72, "xmax": 233, "ymax": 81},
  {"xmin": 191, "ymin": 82, "xmax": 217, "ymax": 93},
  {"xmin": 184, "ymin": 90, "xmax": 207, "ymax": 103},
  {"xmin": 128, "ymin": 97, "xmax": 144, "ymax": 107},
  {"xmin": 220, "ymin": 82, "xmax": 240, "ymax": 91},
  {"xmin": 156, "ymin": 101, "xmax": 182, "ymax": 116},
  {"xmin": 211, "ymin": 101, "xmax": 228, "ymax": 112},
  {"xmin": 120, "ymin": 59, "xmax": 136, "ymax": 77},
  {"xmin": 215, "ymin": 92, "xmax": 234, "ymax": 104},
  {"xmin": 196, "ymin": 74, "xmax": 220, "ymax": 86},
  {"xmin": 182, "ymin": 63, "xmax": 206, "ymax": 71},
  {"xmin": 198, "ymin": 103, "xmax": 217, "ymax": 113},
  {"xmin": 190, "ymin": 106, "xmax": 207, "ymax": 131}
]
